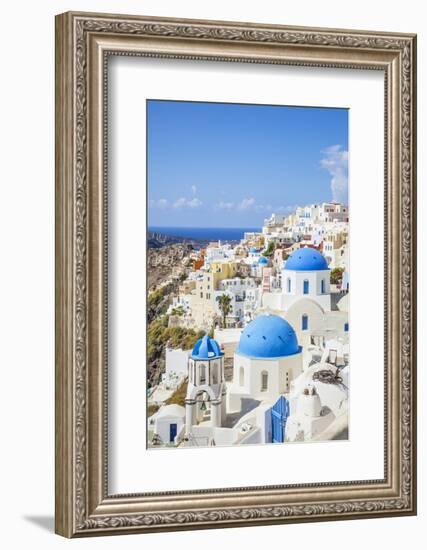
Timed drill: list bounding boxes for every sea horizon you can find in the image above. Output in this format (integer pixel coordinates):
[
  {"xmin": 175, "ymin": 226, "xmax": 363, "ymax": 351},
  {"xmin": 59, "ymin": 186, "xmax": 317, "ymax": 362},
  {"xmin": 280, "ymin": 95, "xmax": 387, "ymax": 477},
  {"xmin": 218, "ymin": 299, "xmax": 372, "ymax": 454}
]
[{"xmin": 149, "ymin": 226, "xmax": 262, "ymax": 241}]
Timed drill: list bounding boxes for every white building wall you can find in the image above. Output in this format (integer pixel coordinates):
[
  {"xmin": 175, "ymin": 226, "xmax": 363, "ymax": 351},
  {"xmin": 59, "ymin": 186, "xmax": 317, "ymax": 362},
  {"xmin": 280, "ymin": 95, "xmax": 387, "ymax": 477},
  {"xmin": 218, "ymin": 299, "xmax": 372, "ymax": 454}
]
[
  {"xmin": 297, "ymin": 392, "xmax": 322, "ymax": 417},
  {"xmin": 227, "ymin": 352, "xmax": 303, "ymax": 411},
  {"xmin": 261, "ymin": 291, "xmax": 283, "ymax": 311},
  {"xmin": 323, "ymin": 311, "xmax": 350, "ymax": 343},
  {"xmin": 165, "ymin": 348, "xmax": 191, "ymax": 377},
  {"xmin": 285, "ymin": 410, "xmax": 335, "ymax": 442},
  {"xmin": 168, "ymin": 294, "xmax": 193, "ymax": 314},
  {"xmin": 204, "ymin": 245, "xmax": 235, "ymax": 267},
  {"xmin": 155, "ymin": 413, "xmax": 185, "ymax": 444},
  {"xmin": 281, "ymin": 268, "xmax": 331, "ymax": 311},
  {"xmin": 284, "ymin": 299, "xmax": 326, "ymax": 346}
]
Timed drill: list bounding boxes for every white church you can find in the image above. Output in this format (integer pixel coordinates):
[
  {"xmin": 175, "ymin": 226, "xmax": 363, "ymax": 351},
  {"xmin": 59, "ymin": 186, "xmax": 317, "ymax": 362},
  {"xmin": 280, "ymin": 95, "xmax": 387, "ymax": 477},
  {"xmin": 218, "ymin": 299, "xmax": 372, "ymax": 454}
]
[{"xmin": 261, "ymin": 247, "xmax": 349, "ymax": 350}]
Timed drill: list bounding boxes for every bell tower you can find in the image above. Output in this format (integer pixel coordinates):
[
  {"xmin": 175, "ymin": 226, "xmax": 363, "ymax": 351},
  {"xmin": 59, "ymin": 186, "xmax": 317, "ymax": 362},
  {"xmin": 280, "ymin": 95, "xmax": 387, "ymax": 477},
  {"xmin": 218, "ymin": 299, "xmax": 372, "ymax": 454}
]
[{"xmin": 185, "ymin": 335, "xmax": 226, "ymax": 434}]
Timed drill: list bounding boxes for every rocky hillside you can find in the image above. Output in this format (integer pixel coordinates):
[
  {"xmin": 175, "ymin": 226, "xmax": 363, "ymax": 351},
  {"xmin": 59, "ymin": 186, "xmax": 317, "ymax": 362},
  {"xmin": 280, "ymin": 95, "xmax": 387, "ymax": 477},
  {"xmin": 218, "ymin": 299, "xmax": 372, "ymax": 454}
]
[
  {"xmin": 148, "ymin": 231, "xmax": 210, "ymax": 249},
  {"xmin": 148, "ymin": 231, "xmax": 186, "ymax": 248},
  {"xmin": 148, "ymin": 243, "xmax": 193, "ymax": 291}
]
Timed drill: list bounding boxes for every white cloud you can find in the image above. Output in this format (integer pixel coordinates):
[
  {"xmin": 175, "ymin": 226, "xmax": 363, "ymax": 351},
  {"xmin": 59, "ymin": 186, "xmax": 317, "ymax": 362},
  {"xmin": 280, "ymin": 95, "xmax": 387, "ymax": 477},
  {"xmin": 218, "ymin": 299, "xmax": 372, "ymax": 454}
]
[
  {"xmin": 187, "ymin": 197, "xmax": 202, "ymax": 208},
  {"xmin": 237, "ymin": 197, "xmax": 256, "ymax": 210},
  {"xmin": 191, "ymin": 185, "xmax": 197, "ymax": 195},
  {"xmin": 254, "ymin": 203, "xmax": 272, "ymax": 212},
  {"xmin": 172, "ymin": 197, "xmax": 187, "ymax": 208},
  {"xmin": 173, "ymin": 197, "xmax": 202, "ymax": 209},
  {"xmin": 320, "ymin": 145, "xmax": 348, "ymax": 203},
  {"xmin": 149, "ymin": 198, "xmax": 168, "ymax": 208},
  {"xmin": 151, "ymin": 195, "xmax": 202, "ymax": 209},
  {"xmin": 235, "ymin": 198, "xmax": 288, "ymax": 213},
  {"xmin": 216, "ymin": 201, "xmax": 234, "ymax": 209}
]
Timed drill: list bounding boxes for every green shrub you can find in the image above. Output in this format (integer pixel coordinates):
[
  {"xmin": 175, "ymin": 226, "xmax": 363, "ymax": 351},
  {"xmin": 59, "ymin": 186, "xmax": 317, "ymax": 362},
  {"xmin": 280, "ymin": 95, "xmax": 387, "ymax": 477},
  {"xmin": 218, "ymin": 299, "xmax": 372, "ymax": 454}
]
[
  {"xmin": 165, "ymin": 381, "xmax": 189, "ymax": 407},
  {"xmin": 262, "ymin": 240, "xmax": 275, "ymax": 257},
  {"xmin": 330, "ymin": 267, "xmax": 345, "ymax": 284}
]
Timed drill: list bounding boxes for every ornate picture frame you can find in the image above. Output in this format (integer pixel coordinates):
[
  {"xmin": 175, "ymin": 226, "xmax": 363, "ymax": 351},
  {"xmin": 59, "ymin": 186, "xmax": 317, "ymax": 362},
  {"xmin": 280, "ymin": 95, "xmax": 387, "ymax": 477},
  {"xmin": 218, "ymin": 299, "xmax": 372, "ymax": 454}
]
[{"xmin": 55, "ymin": 11, "xmax": 417, "ymax": 537}]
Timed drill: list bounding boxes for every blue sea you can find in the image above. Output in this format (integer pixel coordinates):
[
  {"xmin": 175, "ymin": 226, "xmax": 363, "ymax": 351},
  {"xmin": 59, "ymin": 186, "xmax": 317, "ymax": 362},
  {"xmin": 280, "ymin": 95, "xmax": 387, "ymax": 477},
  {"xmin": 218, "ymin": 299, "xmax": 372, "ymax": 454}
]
[{"xmin": 149, "ymin": 226, "xmax": 261, "ymax": 241}]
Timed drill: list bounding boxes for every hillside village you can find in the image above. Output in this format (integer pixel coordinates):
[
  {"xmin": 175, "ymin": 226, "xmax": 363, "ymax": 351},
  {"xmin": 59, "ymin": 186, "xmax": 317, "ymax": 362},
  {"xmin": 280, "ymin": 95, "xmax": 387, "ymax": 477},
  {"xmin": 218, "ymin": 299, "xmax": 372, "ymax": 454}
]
[{"xmin": 147, "ymin": 201, "xmax": 350, "ymax": 448}]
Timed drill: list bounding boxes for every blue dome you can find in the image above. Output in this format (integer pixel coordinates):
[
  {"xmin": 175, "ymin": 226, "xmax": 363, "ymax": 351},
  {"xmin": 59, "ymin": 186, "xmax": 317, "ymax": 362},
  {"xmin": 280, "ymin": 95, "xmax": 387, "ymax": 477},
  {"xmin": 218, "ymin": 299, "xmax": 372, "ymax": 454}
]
[
  {"xmin": 250, "ymin": 247, "xmax": 258, "ymax": 253},
  {"xmin": 258, "ymin": 256, "xmax": 268, "ymax": 265},
  {"xmin": 284, "ymin": 247, "xmax": 329, "ymax": 271},
  {"xmin": 191, "ymin": 334, "xmax": 223, "ymax": 360},
  {"xmin": 236, "ymin": 315, "xmax": 300, "ymax": 359}
]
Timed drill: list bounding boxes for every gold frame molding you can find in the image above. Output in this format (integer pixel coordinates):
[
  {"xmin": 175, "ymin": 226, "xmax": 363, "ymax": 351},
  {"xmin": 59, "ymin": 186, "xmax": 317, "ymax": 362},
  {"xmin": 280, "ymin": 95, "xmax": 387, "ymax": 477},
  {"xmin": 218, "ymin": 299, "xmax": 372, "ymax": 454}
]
[{"xmin": 55, "ymin": 11, "xmax": 417, "ymax": 538}]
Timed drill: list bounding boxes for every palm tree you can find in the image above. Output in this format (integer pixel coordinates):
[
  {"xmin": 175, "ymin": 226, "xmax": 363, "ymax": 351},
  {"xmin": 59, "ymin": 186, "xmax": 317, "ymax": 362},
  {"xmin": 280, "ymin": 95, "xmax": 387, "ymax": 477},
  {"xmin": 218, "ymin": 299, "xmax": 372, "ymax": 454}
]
[{"xmin": 218, "ymin": 294, "xmax": 232, "ymax": 328}]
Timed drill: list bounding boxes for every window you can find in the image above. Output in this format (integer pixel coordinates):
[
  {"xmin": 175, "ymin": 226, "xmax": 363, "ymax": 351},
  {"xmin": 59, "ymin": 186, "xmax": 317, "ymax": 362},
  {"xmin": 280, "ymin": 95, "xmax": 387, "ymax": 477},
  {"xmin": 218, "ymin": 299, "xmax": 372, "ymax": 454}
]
[
  {"xmin": 261, "ymin": 371, "xmax": 268, "ymax": 392},
  {"xmin": 287, "ymin": 278, "xmax": 291, "ymax": 293},
  {"xmin": 321, "ymin": 279, "xmax": 325, "ymax": 294},
  {"xmin": 344, "ymin": 322, "xmax": 349, "ymax": 332},
  {"xmin": 303, "ymin": 279, "xmax": 309, "ymax": 294},
  {"xmin": 239, "ymin": 366, "xmax": 244, "ymax": 386},
  {"xmin": 211, "ymin": 365, "xmax": 218, "ymax": 384},
  {"xmin": 199, "ymin": 364, "xmax": 206, "ymax": 384},
  {"xmin": 302, "ymin": 314, "xmax": 308, "ymax": 331}
]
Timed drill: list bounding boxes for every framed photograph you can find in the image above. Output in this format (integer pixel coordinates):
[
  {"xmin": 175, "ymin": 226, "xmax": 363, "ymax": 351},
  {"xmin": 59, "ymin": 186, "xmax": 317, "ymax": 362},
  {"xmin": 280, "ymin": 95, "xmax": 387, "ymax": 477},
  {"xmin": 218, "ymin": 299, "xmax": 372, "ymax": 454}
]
[{"xmin": 55, "ymin": 11, "xmax": 417, "ymax": 537}]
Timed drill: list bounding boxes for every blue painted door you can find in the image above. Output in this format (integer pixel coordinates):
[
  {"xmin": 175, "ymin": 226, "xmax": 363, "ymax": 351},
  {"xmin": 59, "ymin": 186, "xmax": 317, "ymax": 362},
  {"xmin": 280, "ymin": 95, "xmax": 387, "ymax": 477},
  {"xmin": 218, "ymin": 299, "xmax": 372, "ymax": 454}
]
[
  {"xmin": 271, "ymin": 396, "xmax": 290, "ymax": 443},
  {"xmin": 169, "ymin": 423, "xmax": 177, "ymax": 442}
]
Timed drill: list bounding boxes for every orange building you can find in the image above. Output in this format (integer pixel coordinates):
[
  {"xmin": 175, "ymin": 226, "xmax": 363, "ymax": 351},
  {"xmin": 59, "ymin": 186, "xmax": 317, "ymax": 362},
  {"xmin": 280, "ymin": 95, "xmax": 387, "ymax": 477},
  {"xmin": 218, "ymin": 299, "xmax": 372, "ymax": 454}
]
[{"xmin": 193, "ymin": 249, "xmax": 206, "ymax": 271}]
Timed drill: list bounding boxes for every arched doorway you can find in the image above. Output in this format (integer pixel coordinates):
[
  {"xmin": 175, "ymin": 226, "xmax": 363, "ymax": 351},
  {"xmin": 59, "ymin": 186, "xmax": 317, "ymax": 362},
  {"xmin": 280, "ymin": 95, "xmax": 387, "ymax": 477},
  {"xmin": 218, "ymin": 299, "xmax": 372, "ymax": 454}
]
[{"xmin": 187, "ymin": 385, "xmax": 218, "ymax": 427}]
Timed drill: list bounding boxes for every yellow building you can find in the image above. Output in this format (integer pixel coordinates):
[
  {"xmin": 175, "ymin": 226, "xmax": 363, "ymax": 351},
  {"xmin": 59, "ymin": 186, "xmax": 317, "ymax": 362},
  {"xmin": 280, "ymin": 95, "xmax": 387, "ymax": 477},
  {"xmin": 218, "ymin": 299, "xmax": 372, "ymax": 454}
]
[
  {"xmin": 191, "ymin": 272, "xmax": 215, "ymax": 327},
  {"xmin": 210, "ymin": 260, "xmax": 238, "ymax": 289},
  {"xmin": 190, "ymin": 260, "xmax": 239, "ymax": 329},
  {"xmin": 247, "ymin": 235, "xmax": 265, "ymax": 249}
]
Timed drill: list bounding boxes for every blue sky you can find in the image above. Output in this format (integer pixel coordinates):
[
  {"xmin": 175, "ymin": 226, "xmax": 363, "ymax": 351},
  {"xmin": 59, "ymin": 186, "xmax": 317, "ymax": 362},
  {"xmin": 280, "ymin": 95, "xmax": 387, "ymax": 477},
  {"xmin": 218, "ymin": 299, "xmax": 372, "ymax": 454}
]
[{"xmin": 147, "ymin": 100, "xmax": 348, "ymax": 228}]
